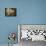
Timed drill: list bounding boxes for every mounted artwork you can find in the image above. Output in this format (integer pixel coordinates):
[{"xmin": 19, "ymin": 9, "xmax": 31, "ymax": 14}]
[
  {"xmin": 5, "ymin": 8, "xmax": 16, "ymax": 16},
  {"xmin": 18, "ymin": 24, "xmax": 46, "ymax": 41}
]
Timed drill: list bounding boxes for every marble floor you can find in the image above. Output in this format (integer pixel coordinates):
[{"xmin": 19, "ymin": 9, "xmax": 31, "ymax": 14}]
[
  {"xmin": 0, "ymin": 40, "xmax": 46, "ymax": 46},
  {"xmin": 19, "ymin": 39, "xmax": 46, "ymax": 46}
]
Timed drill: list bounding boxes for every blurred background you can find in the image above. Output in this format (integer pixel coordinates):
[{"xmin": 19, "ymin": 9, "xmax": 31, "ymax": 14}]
[{"xmin": 0, "ymin": 0, "xmax": 46, "ymax": 46}]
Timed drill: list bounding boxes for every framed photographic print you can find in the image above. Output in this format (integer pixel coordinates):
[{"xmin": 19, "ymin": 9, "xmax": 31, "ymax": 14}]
[
  {"xmin": 18, "ymin": 24, "xmax": 46, "ymax": 41},
  {"xmin": 5, "ymin": 8, "xmax": 17, "ymax": 16}
]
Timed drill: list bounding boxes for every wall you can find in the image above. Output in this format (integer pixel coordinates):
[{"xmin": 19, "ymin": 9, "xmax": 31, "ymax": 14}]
[{"xmin": 0, "ymin": 0, "xmax": 46, "ymax": 44}]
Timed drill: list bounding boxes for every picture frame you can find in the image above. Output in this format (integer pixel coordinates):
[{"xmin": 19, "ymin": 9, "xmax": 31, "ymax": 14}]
[{"xmin": 5, "ymin": 8, "xmax": 17, "ymax": 16}]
